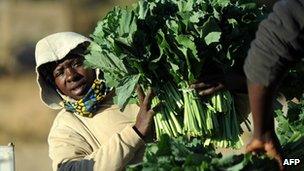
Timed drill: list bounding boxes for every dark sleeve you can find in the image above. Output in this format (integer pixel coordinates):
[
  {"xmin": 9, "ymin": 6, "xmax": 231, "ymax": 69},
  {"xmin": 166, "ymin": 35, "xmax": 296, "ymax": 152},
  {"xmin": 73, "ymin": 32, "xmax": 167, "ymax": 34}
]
[{"xmin": 244, "ymin": 0, "xmax": 304, "ymax": 86}]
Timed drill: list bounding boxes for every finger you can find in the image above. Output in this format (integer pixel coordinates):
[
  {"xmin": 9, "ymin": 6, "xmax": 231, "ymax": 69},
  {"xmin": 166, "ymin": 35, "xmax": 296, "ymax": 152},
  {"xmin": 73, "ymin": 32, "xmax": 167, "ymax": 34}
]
[
  {"xmin": 147, "ymin": 109, "xmax": 156, "ymax": 116},
  {"xmin": 198, "ymin": 88, "xmax": 215, "ymax": 96},
  {"xmin": 265, "ymin": 141, "xmax": 282, "ymax": 157},
  {"xmin": 265, "ymin": 144, "xmax": 283, "ymax": 166},
  {"xmin": 274, "ymin": 156, "xmax": 283, "ymax": 170},
  {"xmin": 190, "ymin": 82, "xmax": 211, "ymax": 89},
  {"xmin": 268, "ymin": 152, "xmax": 283, "ymax": 170},
  {"xmin": 136, "ymin": 85, "xmax": 145, "ymax": 105},
  {"xmin": 143, "ymin": 88, "xmax": 155, "ymax": 109},
  {"xmin": 198, "ymin": 84, "xmax": 224, "ymax": 96}
]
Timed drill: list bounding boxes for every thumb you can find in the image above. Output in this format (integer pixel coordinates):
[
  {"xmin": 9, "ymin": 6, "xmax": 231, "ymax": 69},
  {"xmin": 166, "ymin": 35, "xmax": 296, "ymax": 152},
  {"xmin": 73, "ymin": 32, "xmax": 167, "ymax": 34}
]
[{"xmin": 147, "ymin": 108, "xmax": 156, "ymax": 116}]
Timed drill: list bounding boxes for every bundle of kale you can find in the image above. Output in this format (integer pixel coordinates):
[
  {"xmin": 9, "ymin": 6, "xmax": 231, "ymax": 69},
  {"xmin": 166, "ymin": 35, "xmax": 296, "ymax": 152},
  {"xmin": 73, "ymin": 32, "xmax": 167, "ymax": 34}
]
[
  {"xmin": 127, "ymin": 108, "xmax": 304, "ymax": 171},
  {"xmin": 127, "ymin": 120, "xmax": 304, "ymax": 171},
  {"xmin": 127, "ymin": 134, "xmax": 280, "ymax": 171},
  {"xmin": 275, "ymin": 98, "xmax": 304, "ymax": 167},
  {"xmin": 85, "ymin": 0, "xmax": 266, "ymax": 148}
]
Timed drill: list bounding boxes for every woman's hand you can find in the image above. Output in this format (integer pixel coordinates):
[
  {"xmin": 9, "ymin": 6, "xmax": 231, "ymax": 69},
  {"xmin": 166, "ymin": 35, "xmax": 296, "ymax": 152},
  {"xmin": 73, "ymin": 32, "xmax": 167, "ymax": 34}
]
[{"xmin": 134, "ymin": 85, "xmax": 156, "ymax": 140}]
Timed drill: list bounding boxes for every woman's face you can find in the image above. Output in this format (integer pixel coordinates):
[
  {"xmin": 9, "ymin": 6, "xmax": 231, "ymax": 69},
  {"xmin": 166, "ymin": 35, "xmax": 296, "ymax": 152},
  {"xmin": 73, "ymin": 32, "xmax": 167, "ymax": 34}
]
[{"xmin": 52, "ymin": 54, "xmax": 95, "ymax": 100}]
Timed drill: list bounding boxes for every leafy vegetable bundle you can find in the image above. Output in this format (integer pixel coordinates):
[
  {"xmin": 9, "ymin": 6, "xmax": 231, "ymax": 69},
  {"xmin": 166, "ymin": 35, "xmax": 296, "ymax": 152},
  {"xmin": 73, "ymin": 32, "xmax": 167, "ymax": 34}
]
[
  {"xmin": 275, "ymin": 98, "xmax": 304, "ymax": 162},
  {"xmin": 85, "ymin": 0, "xmax": 266, "ymax": 148},
  {"xmin": 128, "ymin": 113, "xmax": 304, "ymax": 171},
  {"xmin": 127, "ymin": 134, "xmax": 280, "ymax": 171}
]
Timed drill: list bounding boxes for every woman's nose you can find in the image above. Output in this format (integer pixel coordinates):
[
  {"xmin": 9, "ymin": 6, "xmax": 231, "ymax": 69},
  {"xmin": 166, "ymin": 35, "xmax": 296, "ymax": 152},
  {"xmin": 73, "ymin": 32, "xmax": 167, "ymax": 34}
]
[{"xmin": 65, "ymin": 67, "xmax": 78, "ymax": 82}]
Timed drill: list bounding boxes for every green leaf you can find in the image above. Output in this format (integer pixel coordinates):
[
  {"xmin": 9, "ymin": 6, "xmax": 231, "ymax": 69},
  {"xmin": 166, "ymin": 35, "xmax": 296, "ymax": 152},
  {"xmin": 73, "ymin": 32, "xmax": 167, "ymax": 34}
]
[
  {"xmin": 103, "ymin": 71, "xmax": 120, "ymax": 88},
  {"xmin": 176, "ymin": 35, "xmax": 197, "ymax": 56},
  {"xmin": 212, "ymin": 0, "xmax": 230, "ymax": 8},
  {"xmin": 138, "ymin": 0, "xmax": 149, "ymax": 19},
  {"xmin": 177, "ymin": 0, "xmax": 194, "ymax": 12},
  {"xmin": 189, "ymin": 13, "xmax": 200, "ymax": 23},
  {"xmin": 86, "ymin": 44, "xmax": 123, "ymax": 78},
  {"xmin": 166, "ymin": 20, "xmax": 179, "ymax": 34},
  {"xmin": 204, "ymin": 31, "xmax": 221, "ymax": 45},
  {"xmin": 228, "ymin": 18, "xmax": 238, "ymax": 28},
  {"xmin": 116, "ymin": 74, "xmax": 141, "ymax": 109},
  {"xmin": 119, "ymin": 9, "xmax": 137, "ymax": 38}
]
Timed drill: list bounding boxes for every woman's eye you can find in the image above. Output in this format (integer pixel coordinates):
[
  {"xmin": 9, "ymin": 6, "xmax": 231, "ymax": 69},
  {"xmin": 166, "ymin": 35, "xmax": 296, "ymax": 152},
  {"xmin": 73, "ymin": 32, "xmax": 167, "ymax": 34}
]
[
  {"xmin": 72, "ymin": 61, "xmax": 83, "ymax": 67},
  {"xmin": 54, "ymin": 70, "xmax": 63, "ymax": 77}
]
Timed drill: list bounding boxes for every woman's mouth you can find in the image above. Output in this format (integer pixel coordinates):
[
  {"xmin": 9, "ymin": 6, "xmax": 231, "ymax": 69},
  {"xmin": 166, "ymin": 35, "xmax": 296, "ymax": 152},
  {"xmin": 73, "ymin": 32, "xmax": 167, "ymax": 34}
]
[
  {"xmin": 70, "ymin": 79, "xmax": 87, "ymax": 97},
  {"xmin": 71, "ymin": 83, "xmax": 86, "ymax": 96}
]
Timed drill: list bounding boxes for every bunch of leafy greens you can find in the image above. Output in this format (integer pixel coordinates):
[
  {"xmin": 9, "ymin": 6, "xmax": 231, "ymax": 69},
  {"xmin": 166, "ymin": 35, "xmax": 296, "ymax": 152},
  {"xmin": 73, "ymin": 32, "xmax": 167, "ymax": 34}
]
[
  {"xmin": 127, "ymin": 134, "xmax": 280, "ymax": 171},
  {"xmin": 128, "ymin": 108, "xmax": 304, "ymax": 171},
  {"xmin": 276, "ymin": 100, "xmax": 304, "ymax": 145},
  {"xmin": 85, "ymin": 0, "xmax": 266, "ymax": 148},
  {"xmin": 275, "ymin": 98, "xmax": 304, "ymax": 164},
  {"xmin": 85, "ymin": 4, "xmax": 184, "ymax": 140}
]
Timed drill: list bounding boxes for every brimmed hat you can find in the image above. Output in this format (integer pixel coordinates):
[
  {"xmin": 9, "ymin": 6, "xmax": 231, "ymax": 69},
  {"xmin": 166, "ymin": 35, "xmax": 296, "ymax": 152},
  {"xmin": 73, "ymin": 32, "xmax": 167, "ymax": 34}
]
[{"xmin": 35, "ymin": 32, "xmax": 91, "ymax": 109}]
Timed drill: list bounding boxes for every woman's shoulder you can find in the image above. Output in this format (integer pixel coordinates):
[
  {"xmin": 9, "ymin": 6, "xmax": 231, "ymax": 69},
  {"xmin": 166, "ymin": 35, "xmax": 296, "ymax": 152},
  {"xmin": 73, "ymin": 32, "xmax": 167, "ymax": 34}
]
[{"xmin": 50, "ymin": 109, "xmax": 81, "ymax": 131}]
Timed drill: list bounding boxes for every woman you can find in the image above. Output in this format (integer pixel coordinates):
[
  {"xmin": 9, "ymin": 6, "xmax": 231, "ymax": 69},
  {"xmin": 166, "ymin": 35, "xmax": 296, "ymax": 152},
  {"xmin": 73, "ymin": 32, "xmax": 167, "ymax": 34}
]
[{"xmin": 35, "ymin": 32, "xmax": 155, "ymax": 171}]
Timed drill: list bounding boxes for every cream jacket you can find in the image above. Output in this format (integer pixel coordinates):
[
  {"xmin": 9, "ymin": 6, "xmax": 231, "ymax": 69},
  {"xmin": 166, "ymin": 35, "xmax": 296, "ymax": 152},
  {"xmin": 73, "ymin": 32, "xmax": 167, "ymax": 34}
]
[{"xmin": 48, "ymin": 102, "xmax": 145, "ymax": 171}]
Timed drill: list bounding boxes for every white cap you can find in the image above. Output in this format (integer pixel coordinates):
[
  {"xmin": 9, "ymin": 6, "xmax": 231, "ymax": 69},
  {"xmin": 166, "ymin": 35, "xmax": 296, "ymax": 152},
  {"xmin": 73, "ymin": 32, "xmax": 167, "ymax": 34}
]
[{"xmin": 35, "ymin": 32, "xmax": 91, "ymax": 109}]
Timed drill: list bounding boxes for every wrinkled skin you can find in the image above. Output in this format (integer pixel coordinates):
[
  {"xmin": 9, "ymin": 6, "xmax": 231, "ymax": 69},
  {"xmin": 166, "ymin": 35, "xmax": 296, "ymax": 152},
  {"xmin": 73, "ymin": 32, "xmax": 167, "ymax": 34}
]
[{"xmin": 52, "ymin": 54, "xmax": 95, "ymax": 100}]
